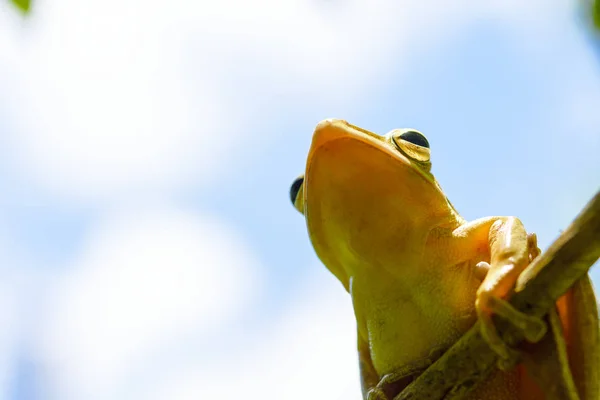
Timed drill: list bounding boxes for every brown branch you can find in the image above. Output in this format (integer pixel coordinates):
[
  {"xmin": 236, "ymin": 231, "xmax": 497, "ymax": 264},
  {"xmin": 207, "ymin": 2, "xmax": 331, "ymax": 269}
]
[{"xmin": 396, "ymin": 190, "xmax": 600, "ymax": 400}]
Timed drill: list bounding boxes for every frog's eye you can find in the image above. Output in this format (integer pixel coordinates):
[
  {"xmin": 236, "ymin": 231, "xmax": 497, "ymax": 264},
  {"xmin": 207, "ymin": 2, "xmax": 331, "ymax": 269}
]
[
  {"xmin": 289, "ymin": 175, "xmax": 305, "ymax": 214},
  {"xmin": 398, "ymin": 130, "xmax": 429, "ymax": 149},
  {"xmin": 389, "ymin": 129, "xmax": 431, "ymax": 163}
]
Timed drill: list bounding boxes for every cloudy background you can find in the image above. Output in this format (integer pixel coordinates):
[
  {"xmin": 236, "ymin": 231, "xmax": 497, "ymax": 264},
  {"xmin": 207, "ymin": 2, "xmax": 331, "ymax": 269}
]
[{"xmin": 0, "ymin": 0, "xmax": 599, "ymax": 399}]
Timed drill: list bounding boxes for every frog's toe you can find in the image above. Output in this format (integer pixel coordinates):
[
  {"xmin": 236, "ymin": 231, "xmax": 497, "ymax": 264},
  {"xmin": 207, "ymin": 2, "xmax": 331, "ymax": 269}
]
[
  {"xmin": 484, "ymin": 293, "xmax": 547, "ymax": 343},
  {"xmin": 527, "ymin": 232, "xmax": 541, "ymax": 261},
  {"xmin": 478, "ymin": 308, "xmax": 522, "ymax": 370},
  {"xmin": 476, "ymin": 292, "xmax": 547, "ymax": 371},
  {"xmin": 366, "ymin": 388, "xmax": 388, "ymax": 400},
  {"xmin": 474, "ymin": 261, "xmax": 490, "ymax": 281},
  {"xmin": 521, "ymin": 315, "xmax": 547, "ymax": 342},
  {"xmin": 496, "ymin": 347, "xmax": 522, "ymax": 371}
]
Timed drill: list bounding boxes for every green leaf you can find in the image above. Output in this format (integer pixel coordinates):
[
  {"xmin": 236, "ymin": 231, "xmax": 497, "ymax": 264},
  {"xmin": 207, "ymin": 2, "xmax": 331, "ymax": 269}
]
[
  {"xmin": 10, "ymin": 0, "xmax": 31, "ymax": 13},
  {"xmin": 593, "ymin": 0, "xmax": 600, "ymax": 30}
]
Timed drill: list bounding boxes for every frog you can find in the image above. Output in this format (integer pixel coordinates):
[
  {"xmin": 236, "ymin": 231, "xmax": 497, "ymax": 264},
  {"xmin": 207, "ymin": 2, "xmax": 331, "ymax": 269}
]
[{"xmin": 290, "ymin": 119, "xmax": 599, "ymax": 399}]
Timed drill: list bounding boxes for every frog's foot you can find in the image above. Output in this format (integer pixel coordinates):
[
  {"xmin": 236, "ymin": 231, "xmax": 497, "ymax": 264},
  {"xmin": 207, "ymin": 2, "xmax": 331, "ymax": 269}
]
[{"xmin": 476, "ymin": 266, "xmax": 547, "ymax": 370}]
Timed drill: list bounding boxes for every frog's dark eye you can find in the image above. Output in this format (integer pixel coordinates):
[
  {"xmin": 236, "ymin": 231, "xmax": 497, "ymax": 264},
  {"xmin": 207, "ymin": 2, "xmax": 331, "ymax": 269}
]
[
  {"xmin": 399, "ymin": 130, "xmax": 429, "ymax": 149},
  {"xmin": 290, "ymin": 175, "xmax": 305, "ymax": 213},
  {"xmin": 388, "ymin": 129, "xmax": 431, "ymax": 163}
]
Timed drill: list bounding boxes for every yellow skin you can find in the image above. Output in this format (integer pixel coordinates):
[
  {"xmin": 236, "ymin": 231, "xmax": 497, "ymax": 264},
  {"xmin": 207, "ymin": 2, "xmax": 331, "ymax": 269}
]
[{"xmin": 290, "ymin": 119, "xmax": 599, "ymax": 399}]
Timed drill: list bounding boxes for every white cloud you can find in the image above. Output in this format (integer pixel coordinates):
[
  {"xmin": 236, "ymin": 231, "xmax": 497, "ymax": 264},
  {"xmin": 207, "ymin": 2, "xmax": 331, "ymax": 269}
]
[
  {"xmin": 0, "ymin": 291, "xmax": 17, "ymax": 399},
  {"xmin": 0, "ymin": 0, "xmax": 558, "ymax": 204},
  {"xmin": 0, "ymin": 229, "xmax": 20, "ymax": 399},
  {"xmin": 36, "ymin": 207, "xmax": 262, "ymax": 399},
  {"xmin": 148, "ymin": 268, "xmax": 362, "ymax": 400},
  {"xmin": 2, "ymin": 0, "xmax": 232, "ymax": 202},
  {"xmin": 0, "ymin": 285, "xmax": 17, "ymax": 400},
  {"xmin": 34, "ymin": 207, "xmax": 363, "ymax": 400}
]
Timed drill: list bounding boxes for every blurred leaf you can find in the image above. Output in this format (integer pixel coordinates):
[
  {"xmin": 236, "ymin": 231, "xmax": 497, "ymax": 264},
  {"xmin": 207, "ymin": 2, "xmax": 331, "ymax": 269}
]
[
  {"xmin": 593, "ymin": 0, "xmax": 600, "ymax": 30},
  {"xmin": 583, "ymin": 0, "xmax": 600, "ymax": 32},
  {"xmin": 10, "ymin": 0, "xmax": 30, "ymax": 13}
]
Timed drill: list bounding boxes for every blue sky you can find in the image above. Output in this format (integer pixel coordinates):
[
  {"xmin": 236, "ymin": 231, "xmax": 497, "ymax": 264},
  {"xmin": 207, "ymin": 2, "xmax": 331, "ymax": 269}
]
[{"xmin": 0, "ymin": 1, "xmax": 599, "ymax": 399}]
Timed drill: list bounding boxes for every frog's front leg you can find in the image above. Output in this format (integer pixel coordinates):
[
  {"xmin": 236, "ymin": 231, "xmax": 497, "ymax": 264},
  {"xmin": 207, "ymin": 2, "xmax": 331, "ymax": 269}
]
[{"xmin": 458, "ymin": 217, "xmax": 547, "ymax": 369}]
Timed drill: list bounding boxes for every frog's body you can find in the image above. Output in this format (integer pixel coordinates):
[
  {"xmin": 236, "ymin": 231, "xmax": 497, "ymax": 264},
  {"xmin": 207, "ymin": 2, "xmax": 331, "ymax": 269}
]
[{"xmin": 291, "ymin": 119, "xmax": 599, "ymax": 399}]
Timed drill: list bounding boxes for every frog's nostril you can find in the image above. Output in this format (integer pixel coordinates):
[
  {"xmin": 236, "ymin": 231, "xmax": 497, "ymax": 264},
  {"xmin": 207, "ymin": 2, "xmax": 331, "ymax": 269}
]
[{"xmin": 290, "ymin": 176, "xmax": 304, "ymax": 205}]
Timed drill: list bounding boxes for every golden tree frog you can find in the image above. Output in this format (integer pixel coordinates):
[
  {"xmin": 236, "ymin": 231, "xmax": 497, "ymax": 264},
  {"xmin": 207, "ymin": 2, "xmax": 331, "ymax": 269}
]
[{"xmin": 290, "ymin": 119, "xmax": 599, "ymax": 399}]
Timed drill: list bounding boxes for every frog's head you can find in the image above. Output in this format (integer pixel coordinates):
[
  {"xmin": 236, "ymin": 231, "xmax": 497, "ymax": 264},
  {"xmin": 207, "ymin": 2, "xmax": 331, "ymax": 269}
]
[{"xmin": 290, "ymin": 119, "xmax": 462, "ymax": 286}]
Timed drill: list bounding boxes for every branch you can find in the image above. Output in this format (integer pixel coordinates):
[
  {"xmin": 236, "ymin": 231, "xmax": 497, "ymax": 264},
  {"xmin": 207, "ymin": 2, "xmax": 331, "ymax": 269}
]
[{"xmin": 396, "ymin": 190, "xmax": 600, "ymax": 400}]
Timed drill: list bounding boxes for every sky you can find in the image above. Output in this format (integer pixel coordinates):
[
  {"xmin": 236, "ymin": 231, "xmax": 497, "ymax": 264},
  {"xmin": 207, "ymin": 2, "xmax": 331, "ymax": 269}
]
[{"xmin": 0, "ymin": 0, "xmax": 599, "ymax": 399}]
